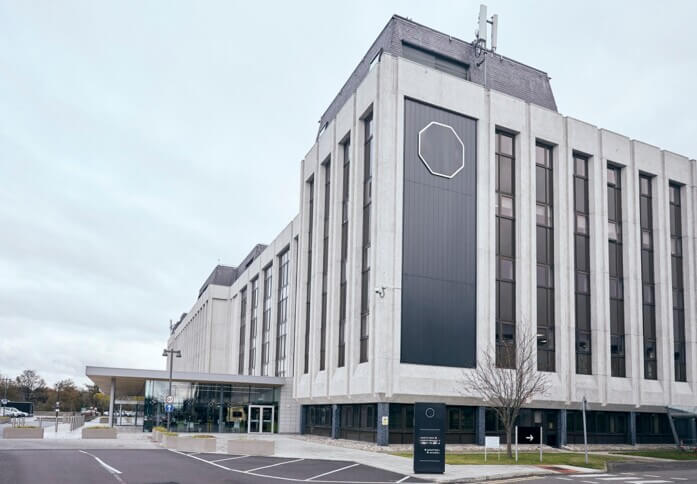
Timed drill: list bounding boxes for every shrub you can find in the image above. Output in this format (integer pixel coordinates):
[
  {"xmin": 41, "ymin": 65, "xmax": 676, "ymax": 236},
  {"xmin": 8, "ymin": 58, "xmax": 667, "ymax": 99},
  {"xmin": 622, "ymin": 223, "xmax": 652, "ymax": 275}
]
[
  {"xmin": 14, "ymin": 426, "xmax": 39, "ymax": 429},
  {"xmin": 152, "ymin": 426, "xmax": 167, "ymax": 432},
  {"xmin": 192, "ymin": 434, "xmax": 215, "ymax": 439},
  {"xmin": 162, "ymin": 431, "xmax": 178, "ymax": 436},
  {"xmin": 90, "ymin": 426, "xmax": 113, "ymax": 430}
]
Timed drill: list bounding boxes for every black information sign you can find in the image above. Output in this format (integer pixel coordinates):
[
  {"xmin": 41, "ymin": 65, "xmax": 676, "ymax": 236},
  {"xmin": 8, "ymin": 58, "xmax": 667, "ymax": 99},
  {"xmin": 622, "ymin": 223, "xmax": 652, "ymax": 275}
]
[
  {"xmin": 517, "ymin": 426, "xmax": 541, "ymax": 445},
  {"xmin": 413, "ymin": 402, "xmax": 446, "ymax": 474}
]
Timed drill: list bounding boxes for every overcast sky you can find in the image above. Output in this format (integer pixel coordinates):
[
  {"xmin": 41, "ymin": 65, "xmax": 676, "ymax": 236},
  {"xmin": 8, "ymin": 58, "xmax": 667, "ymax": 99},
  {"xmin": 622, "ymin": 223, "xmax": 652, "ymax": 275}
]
[{"xmin": 1, "ymin": 1, "xmax": 695, "ymax": 387}]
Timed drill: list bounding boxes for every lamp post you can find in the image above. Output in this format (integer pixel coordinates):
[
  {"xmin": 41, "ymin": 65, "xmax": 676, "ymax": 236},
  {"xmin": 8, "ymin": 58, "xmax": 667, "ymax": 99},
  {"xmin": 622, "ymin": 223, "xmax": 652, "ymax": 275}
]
[
  {"xmin": 162, "ymin": 348, "xmax": 181, "ymax": 432},
  {"xmin": 1, "ymin": 377, "xmax": 10, "ymax": 416}
]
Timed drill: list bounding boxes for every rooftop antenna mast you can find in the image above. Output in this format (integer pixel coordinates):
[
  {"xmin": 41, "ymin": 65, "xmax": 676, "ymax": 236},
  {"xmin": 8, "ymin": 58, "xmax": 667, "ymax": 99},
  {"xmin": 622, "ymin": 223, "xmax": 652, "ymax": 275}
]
[{"xmin": 473, "ymin": 4, "xmax": 498, "ymax": 87}]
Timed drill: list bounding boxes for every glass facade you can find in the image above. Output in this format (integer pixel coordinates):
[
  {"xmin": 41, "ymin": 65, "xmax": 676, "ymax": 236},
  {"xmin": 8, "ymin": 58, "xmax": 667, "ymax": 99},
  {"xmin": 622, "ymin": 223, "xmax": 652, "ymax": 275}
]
[
  {"xmin": 320, "ymin": 159, "xmax": 331, "ymax": 371},
  {"xmin": 670, "ymin": 183, "xmax": 686, "ymax": 382},
  {"xmin": 536, "ymin": 142, "xmax": 555, "ymax": 372},
  {"xmin": 143, "ymin": 380, "xmax": 279, "ymax": 433},
  {"xmin": 360, "ymin": 113, "xmax": 373, "ymax": 363},
  {"xmin": 275, "ymin": 250, "xmax": 290, "ymax": 377},
  {"xmin": 338, "ymin": 137, "xmax": 350, "ymax": 368},
  {"xmin": 304, "ymin": 178, "xmax": 314, "ymax": 374},
  {"xmin": 607, "ymin": 165, "xmax": 626, "ymax": 377},
  {"xmin": 496, "ymin": 131, "xmax": 516, "ymax": 368},
  {"xmin": 574, "ymin": 153, "xmax": 592, "ymax": 375},
  {"xmin": 261, "ymin": 266, "xmax": 273, "ymax": 376},
  {"xmin": 639, "ymin": 174, "xmax": 657, "ymax": 380}
]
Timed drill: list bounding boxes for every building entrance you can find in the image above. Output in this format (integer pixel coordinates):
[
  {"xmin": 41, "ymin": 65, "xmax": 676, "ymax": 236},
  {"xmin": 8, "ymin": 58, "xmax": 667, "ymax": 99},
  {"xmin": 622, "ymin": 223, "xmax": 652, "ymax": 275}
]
[{"xmin": 248, "ymin": 405, "xmax": 274, "ymax": 433}]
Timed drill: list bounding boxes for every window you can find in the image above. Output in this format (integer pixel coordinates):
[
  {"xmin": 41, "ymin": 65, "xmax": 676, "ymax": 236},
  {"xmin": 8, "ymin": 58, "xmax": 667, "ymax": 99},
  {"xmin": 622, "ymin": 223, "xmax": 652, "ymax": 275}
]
[
  {"xmin": 303, "ymin": 179, "xmax": 314, "ymax": 374},
  {"xmin": 574, "ymin": 154, "xmax": 592, "ymax": 375},
  {"xmin": 496, "ymin": 131, "xmax": 516, "ymax": 368},
  {"xmin": 275, "ymin": 250, "xmax": 290, "ymax": 376},
  {"xmin": 238, "ymin": 287, "xmax": 247, "ymax": 374},
  {"xmin": 608, "ymin": 165, "xmax": 625, "ymax": 377},
  {"xmin": 360, "ymin": 113, "xmax": 373, "ymax": 363},
  {"xmin": 639, "ymin": 174, "xmax": 657, "ymax": 380},
  {"xmin": 261, "ymin": 265, "xmax": 272, "ymax": 376},
  {"xmin": 338, "ymin": 137, "xmax": 350, "ymax": 367},
  {"xmin": 402, "ymin": 42, "xmax": 470, "ymax": 80},
  {"xmin": 248, "ymin": 277, "xmax": 259, "ymax": 374},
  {"xmin": 670, "ymin": 183, "xmax": 686, "ymax": 382},
  {"xmin": 320, "ymin": 158, "xmax": 331, "ymax": 371},
  {"xmin": 536, "ymin": 143, "xmax": 555, "ymax": 372}
]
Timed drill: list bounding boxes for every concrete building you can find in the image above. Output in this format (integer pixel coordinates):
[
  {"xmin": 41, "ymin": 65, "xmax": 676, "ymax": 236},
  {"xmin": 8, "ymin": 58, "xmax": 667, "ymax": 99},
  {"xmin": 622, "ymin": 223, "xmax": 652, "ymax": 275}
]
[{"xmin": 91, "ymin": 14, "xmax": 697, "ymax": 445}]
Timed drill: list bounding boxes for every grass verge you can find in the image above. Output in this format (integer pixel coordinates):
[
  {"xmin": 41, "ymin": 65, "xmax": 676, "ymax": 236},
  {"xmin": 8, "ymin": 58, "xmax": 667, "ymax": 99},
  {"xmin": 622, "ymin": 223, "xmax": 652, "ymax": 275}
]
[
  {"xmin": 611, "ymin": 450, "xmax": 697, "ymax": 461},
  {"xmin": 390, "ymin": 452, "xmax": 628, "ymax": 469}
]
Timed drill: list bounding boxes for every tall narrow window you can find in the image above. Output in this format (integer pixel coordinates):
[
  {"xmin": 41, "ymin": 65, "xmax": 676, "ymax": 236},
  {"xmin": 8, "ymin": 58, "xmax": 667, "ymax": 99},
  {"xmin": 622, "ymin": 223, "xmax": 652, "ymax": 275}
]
[
  {"xmin": 640, "ymin": 174, "xmax": 657, "ymax": 380},
  {"xmin": 574, "ymin": 154, "xmax": 592, "ymax": 375},
  {"xmin": 536, "ymin": 143, "xmax": 555, "ymax": 372},
  {"xmin": 608, "ymin": 165, "xmax": 626, "ymax": 377},
  {"xmin": 238, "ymin": 287, "xmax": 247, "ymax": 374},
  {"xmin": 248, "ymin": 277, "xmax": 259, "ymax": 374},
  {"xmin": 303, "ymin": 179, "xmax": 314, "ymax": 374},
  {"xmin": 496, "ymin": 131, "xmax": 516, "ymax": 369},
  {"xmin": 670, "ymin": 183, "xmax": 686, "ymax": 382},
  {"xmin": 275, "ymin": 250, "xmax": 290, "ymax": 377},
  {"xmin": 319, "ymin": 159, "xmax": 331, "ymax": 371},
  {"xmin": 338, "ymin": 137, "xmax": 350, "ymax": 367},
  {"xmin": 360, "ymin": 114, "xmax": 374, "ymax": 363},
  {"xmin": 261, "ymin": 265, "xmax": 273, "ymax": 376}
]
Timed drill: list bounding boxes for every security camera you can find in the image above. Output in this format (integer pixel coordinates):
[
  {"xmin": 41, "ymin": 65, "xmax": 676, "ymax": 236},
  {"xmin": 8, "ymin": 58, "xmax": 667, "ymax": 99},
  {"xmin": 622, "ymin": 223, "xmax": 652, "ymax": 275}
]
[{"xmin": 375, "ymin": 286, "xmax": 385, "ymax": 298}]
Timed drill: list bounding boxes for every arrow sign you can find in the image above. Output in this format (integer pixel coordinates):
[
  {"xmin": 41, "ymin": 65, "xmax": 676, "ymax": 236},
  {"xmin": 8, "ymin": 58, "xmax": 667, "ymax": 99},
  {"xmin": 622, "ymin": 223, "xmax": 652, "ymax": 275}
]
[
  {"xmin": 517, "ymin": 426, "xmax": 541, "ymax": 444},
  {"xmin": 165, "ymin": 404, "xmax": 174, "ymax": 413},
  {"xmin": 526, "ymin": 434, "xmax": 534, "ymax": 442}
]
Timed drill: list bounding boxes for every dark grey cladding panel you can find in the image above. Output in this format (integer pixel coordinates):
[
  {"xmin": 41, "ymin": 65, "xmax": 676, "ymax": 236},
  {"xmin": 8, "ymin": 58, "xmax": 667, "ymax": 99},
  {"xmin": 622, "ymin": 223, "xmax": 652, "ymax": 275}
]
[{"xmin": 401, "ymin": 98, "xmax": 477, "ymax": 368}]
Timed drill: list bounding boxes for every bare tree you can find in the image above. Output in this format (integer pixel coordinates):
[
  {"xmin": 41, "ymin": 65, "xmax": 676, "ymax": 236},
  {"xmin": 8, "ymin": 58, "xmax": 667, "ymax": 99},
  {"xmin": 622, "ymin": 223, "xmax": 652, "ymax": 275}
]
[
  {"xmin": 15, "ymin": 370, "xmax": 46, "ymax": 403},
  {"xmin": 459, "ymin": 326, "xmax": 550, "ymax": 457}
]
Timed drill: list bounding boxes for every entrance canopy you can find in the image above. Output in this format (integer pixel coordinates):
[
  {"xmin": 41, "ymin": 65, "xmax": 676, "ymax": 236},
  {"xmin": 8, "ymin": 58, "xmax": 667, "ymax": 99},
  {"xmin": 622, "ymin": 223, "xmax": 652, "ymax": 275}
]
[{"xmin": 86, "ymin": 366, "xmax": 285, "ymax": 398}]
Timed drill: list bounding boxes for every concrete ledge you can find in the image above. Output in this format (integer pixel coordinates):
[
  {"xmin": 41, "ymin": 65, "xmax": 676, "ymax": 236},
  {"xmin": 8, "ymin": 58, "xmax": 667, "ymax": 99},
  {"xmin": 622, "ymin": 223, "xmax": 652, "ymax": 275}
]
[
  {"xmin": 81, "ymin": 427, "xmax": 117, "ymax": 439},
  {"xmin": 3, "ymin": 427, "xmax": 44, "ymax": 439},
  {"xmin": 227, "ymin": 439, "xmax": 274, "ymax": 456},
  {"xmin": 177, "ymin": 437, "xmax": 217, "ymax": 453},
  {"xmin": 162, "ymin": 434, "xmax": 179, "ymax": 449},
  {"xmin": 151, "ymin": 430, "xmax": 162, "ymax": 442}
]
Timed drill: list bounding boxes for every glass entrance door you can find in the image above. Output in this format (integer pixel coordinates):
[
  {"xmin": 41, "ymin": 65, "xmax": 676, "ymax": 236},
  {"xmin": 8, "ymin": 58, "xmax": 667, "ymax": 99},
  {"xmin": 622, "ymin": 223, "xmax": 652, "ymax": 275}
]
[{"xmin": 248, "ymin": 405, "xmax": 274, "ymax": 433}]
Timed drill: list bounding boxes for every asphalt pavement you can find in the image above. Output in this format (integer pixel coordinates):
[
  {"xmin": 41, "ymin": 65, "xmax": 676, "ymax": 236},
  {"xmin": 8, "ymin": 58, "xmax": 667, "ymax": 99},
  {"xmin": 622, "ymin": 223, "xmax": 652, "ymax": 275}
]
[{"xmin": 0, "ymin": 449, "xmax": 429, "ymax": 484}]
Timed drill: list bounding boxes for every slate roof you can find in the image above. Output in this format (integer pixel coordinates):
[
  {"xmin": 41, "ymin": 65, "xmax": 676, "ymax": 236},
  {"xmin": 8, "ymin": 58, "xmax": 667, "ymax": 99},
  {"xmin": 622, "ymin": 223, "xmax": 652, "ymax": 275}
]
[{"xmin": 318, "ymin": 15, "xmax": 557, "ymax": 137}]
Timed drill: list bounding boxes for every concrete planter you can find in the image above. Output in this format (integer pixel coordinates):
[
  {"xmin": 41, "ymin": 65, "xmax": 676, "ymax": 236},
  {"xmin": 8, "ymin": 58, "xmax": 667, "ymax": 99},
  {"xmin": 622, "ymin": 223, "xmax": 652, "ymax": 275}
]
[
  {"xmin": 0, "ymin": 416, "xmax": 10, "ymax": 424},
  {"xmin": 162, "ymin": 434, "xmax": 179, "ymax": 449},
  {"xmin": 227, "ymin": 439, "xmax": 274, "ymax": 456},
  {"xmin": 151, "ymin": 429, "xmax": 161, "ymax": 442},
  {"xmin": 3, "ymin": 427, "xmax": 44, "ymax": 439},
  {"xmin": 81, "ymin": 427, "xmax": 117, "ymax": 439},
  {"xmin": 176, "ymin": 437, "xmax": 217, "ymax": 453}
]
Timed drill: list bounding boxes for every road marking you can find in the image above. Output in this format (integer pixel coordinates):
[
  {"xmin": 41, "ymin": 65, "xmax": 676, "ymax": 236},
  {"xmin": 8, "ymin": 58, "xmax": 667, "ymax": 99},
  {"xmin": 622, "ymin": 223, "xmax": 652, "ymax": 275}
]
[
  {"xmin": 571, "ymin": 475, "xmax": 614, "ymax": 478},
  {"xmin": 643, "ymin": 476, "xmax": 661, "ymax": 478},
  {"xmin": 625, "ymin": 481, "xmax": 672, "ymax": 484},
  {"xmin": 395, "ymin": 476, "xmax": 412, "ymax": 483},
  {"xmin": 79, "ymin": 450, "xmax": 125, "ymax": 484},
  {"xmin": 307, "ymin": 463, "xmax": 360, "ymax": 480},
  {"xmin": 210, "ymin": 455, "xmax": 249, "ymax": 463},
  {"xmin": 246, "ymin": 458, "xmax": 304, "ymax": 473},
  {"xmin": 557, "ymin": 478, "xmax": 573, "ymax": 481},
  {"xmin": 170, "ymin": 449, "xmax": 412, "ymax": 484},
  {"xmin": 599, "ymin": 478, "xmax": 639, "ymax": 481},
  {"xmin": 580, "ymin": 481, "xmax": 599, "ymax": 484}
]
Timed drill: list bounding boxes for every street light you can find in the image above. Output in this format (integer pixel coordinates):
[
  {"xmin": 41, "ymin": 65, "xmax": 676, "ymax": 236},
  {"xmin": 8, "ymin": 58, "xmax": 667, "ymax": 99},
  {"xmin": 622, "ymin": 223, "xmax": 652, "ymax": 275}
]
[
  {"xmin": 0, "ymin": 378, "xmax": 10, "ymax": 416},
  {"xmin": 162, "ymin": 348, "xmax": 181, "ymax": 432}
]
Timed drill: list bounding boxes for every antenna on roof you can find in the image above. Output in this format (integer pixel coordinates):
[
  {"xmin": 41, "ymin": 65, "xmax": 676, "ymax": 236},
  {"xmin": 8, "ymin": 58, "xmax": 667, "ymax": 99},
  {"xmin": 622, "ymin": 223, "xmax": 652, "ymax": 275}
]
[
  {"xmin": 473, "ymin": 4, "xmax": 499, "ymax": 88},
  {"xmin": 474, "ymin": 4, "xmax": 498, "ymax": 55}
]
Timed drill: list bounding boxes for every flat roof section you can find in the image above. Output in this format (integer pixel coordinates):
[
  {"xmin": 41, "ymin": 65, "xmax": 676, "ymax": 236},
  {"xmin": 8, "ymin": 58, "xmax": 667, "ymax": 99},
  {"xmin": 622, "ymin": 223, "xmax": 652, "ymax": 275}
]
[{"xmin": 85, "ymin": 366, "xmax": 286, "ymax": 397}]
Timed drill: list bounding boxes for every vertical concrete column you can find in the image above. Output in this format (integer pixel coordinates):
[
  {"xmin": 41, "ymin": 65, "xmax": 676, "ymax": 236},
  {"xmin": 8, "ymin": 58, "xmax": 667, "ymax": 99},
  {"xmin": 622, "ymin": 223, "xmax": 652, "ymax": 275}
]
[
  {"xmin": 629, "ymin": 411, "xmax": 637, "ymax": 445},
  {"xmin": 331, "ymin": 404, "xmax": 340, "ymax": 439},
  {"xmin": 558, "ymin": 409, "xmax": 567, "ymax": 447},
  {"xmin": 689, "ymin": 417, "xmax": 696, "ymax": 444},
  {"xmin": 376, "ymin": 403, "xmax": 389, "ymax": 446},
  {"xmin": 108, "ymin": 377, "xmax": 115, "ymax": 428},
  {"xmin": 300, "ymin": 406, "xmax": 307, "ymax": 434},
  {"xmin": 476, "ymin": 406, "xmax": 486, "ymax": 445}
]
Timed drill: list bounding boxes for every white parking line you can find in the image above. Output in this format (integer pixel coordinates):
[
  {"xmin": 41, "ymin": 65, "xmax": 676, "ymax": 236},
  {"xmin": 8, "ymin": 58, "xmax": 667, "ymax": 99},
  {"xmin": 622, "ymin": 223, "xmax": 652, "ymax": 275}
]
[
  {"xmin": 395, "ymin": 476, "xmax": 412, "ymax": 483},
  {"xmin": 210, "ymin": 455, "xmax": 249, "ymax": 463},
  {"xmin": 625, "ymin": 481, "xmax": 671, "ymax": 484},
  {"xmin": 246, "ymin": 458, "xmax": 304, "ymax": 473},
  {"xmin": 306, "ymin": 463, "xmax": 360, "ymax": 481},
  {"xmin": 78, "ymin": 450, "xmax": 125, "ymax": 484}
]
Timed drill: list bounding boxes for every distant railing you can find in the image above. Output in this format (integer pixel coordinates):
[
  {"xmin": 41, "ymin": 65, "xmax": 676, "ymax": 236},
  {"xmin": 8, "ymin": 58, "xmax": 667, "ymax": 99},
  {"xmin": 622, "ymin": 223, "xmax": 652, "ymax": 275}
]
[
  {"xmin": 10, "ymin": 417, "xmax": 26, "ymax": 428},
  {"xmin": 68, "ymin": 415, "xmax": 84, "ymax": 431}
]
